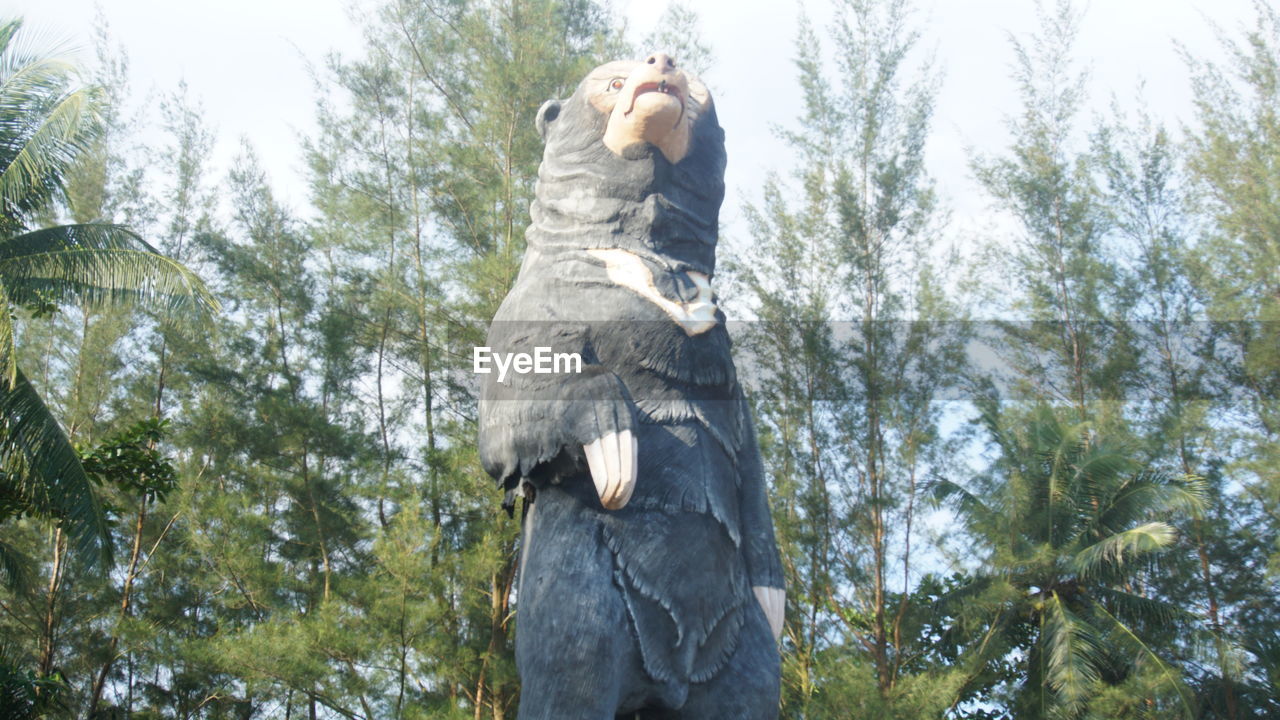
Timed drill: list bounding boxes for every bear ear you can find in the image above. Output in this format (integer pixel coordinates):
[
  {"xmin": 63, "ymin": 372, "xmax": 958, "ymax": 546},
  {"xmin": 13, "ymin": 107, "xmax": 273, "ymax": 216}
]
[{"xmin": 536, "ymin": 99, "xmax": 562, "ymax": 140}]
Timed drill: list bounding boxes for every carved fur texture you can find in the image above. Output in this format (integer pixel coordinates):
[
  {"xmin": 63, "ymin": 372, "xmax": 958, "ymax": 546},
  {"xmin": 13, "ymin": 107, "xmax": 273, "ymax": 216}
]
[{"xmin": 478, "ymin": 57, "xmax": 783, "ymax": 720}]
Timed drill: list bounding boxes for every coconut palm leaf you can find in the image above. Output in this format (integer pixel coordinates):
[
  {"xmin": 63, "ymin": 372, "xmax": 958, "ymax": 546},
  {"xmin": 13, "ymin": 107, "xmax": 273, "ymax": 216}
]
[
  {"xmin": 1062, "ymin": 442, "xmax": 1130, "ymax": 507},
  {"xmin": 0, "ymin": 18, "xmax": 70, "ymax": 86},
  {"xmin": 0, "ymin": 85, "xmax": 92, "ymax": 226},
  {"xmin": 0, "ymin": 221, "xmax": 156, "ymax": 257},
  {"xmin": 0, "ymin": 533, "xmax": 31, "ymax": 590},
  {"xmin": 0, "ymin": 22, "xmax": 93, "ymax": 226},
  {"xmin": 1089, "ymin": 586, "xmax": 1188, "ymax": 631},
  {"xmin": 947, "ymin": 402, "xmax": 1203, "ymax": 717},
  {"xmin": 0, "ymin": 367, "xmax": 110, "ymax": 567},
  {"xmin": 1043, "ymin": 592, "xmax": 1103, "ymax": 714},
  {"xmin": 0, "ymin": 55, "xmax": 85, "ymax": 133},
  {"xmin": 0, "ymin": 244, "xmax": 218, "ymax": 315},
  {"xmin": 1084, "ymin": 593, "xmax": 1195, "ymax": 716},
  {"xmin": 976, "ymin": 396, "xmax": 1022, "ymax": 465},
  {"xmin": 932, "ymin": 477, "xmax": 1001, "ymax": 531},
  {"xmin": 1071, "ymin": 521, "xmax": 1176, "ymax": 580},
  {"xmin": 1094, "ymin": 470, "xmax": 1206, "ymax": 534}
]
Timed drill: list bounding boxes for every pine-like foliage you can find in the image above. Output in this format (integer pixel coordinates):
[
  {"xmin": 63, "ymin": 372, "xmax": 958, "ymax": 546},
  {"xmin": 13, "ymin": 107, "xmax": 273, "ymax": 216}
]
[{"xmin": 732, "ymin": 1, "xmax": 969, "ymax": 716}]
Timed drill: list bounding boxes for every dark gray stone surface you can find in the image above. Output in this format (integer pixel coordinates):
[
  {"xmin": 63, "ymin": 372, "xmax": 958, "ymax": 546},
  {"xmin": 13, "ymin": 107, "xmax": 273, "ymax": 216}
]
[{"xmin": 479, "ymin": 57, "xmax": 783, "ymax": 720}]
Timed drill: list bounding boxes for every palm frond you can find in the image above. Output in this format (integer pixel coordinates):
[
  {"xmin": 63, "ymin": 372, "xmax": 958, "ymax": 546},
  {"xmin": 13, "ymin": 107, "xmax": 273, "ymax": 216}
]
[
  {"xmin": 1088, "ymin": 586, "xmax": 1188, "ymax": 630},
  {"xmin": 0, "ymin": 367, "xmax": 111, "ymax": 568},
  {"xmin": 0, "ymin": 222, "xmax": 159, "ymax": 259},
  {"xmin": 0, "ymin": 533, "xmax": 31, "ymax": 590},
  {"xmin": 0, "ymin": 84, "xmax": 93, "ymax": 222},
  {"xmin": 1043, "ymin": 592, "xmax": 1103, "ymax": 715},
  {"xmin": 0, "ymin": 18, "xmax": 74, "ymax": 85},
  {"xmin": 0, "ymin": 22, "xmax": 77, "ymax": 117},
  {"xmin": 1030, "ymin": 405, "xmax": 1070, "ymax": 465},
  {"xmin": 1095, "ymin": 472, "xmax": 1206, "ymax": 533},
  {"xmin": 1065, "ymin": 442, "xmax": 1130, "ymax": 500},
  {"xmin": 932, "ymin": 575, "xmax": 1019, "ymax": 616},
  {"xmin": 1071, "ymin": 521, "xmax": 1175, "ymax": 579},
  {"xmin": 1085, "ymin": 594, "xmax": 1195, "ymax": 718},
  {"xmin": 0, "ymin": 47, "xmax": 76, "ymax": 113},
  {"xmin": 0, "ymin": 244, "xmax": 220, "ymax": 316},
  {"xmin": 0, "ymin": 20, "xmax": 17, "ymax": 58},
  {"xmin": 932, "ymin": 477, "xmax": 1000, "ymax": 532}
]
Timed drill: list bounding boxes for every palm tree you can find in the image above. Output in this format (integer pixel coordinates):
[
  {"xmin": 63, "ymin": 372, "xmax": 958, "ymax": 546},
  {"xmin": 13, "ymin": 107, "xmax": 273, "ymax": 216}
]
[
  {"xmin": 0, "ymin": 17, "xmax": 217, "ymax": 583},
  {"xmin": 936, "ymin": 403, "xmax": 1207, "ymax": 719}
]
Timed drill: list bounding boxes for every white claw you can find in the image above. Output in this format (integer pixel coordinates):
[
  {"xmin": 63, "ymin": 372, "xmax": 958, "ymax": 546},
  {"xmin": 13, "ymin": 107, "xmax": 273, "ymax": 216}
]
[
  {"xmin": 604, "ymin": 430, "xmax": 620, "ymax": 491},
  {"xmin": 584, "ymin": 436, "xmax": 608, "ymax": 498},
  {"xmin": 583, "ymin": 430, "xmax": 638, "ymax": 510},
  {"xmin": 753, "ymin": 585, "xmax": 785, "ymax": 642},
  {"xmin": 618, "ymin": 429, "xmax": 638, "ymax": 507}
]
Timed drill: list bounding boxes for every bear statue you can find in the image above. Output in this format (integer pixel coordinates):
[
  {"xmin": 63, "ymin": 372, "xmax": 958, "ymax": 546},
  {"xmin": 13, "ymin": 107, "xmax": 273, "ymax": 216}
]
[{"xmin": 478, "ymin": 52, "xmax": 785, "ymax": 720}]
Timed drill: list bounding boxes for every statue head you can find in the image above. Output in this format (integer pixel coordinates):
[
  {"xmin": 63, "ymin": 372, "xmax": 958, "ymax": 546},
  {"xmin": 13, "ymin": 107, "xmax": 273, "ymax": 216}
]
[
  {"xmin": 594, "ymin": 52, "xmax": 704, "ymax": 163},
  {"xmin": 527, "ymin": 54, "xmax": 725, "ymax": 275},
  {"xmin": 536, "ymin": 52, "xmax": 716, "ymax": 165}
]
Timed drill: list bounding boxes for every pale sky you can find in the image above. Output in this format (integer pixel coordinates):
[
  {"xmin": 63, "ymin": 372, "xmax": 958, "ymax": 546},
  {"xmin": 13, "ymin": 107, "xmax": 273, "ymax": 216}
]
[{"xmin": 10, "ymin": 0, "xmax": 1261, "ymax": 243}]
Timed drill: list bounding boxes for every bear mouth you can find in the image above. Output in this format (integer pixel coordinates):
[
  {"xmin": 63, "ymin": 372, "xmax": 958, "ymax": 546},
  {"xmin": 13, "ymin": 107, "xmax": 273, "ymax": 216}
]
[{"xmin": 624, "ymin": 80, "xmax": 685, "ymax": 118}]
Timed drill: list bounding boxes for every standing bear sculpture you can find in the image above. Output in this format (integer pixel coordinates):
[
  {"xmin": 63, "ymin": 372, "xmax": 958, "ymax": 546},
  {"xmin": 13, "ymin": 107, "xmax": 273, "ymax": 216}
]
[{"xmin": 478, "ymin": 53, "xmax": 785, "ymax": 720}]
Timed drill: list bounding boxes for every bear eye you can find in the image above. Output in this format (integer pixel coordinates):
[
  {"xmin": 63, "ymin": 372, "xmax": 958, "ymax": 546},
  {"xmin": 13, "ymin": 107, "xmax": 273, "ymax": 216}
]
[{"xmin": 608, "ymin": 78, "xmax": 624, "ymax": 91}]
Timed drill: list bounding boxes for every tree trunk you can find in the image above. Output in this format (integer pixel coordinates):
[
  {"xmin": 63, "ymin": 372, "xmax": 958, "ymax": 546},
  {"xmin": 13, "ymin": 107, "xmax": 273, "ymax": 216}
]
[
  {"xmin": 89, "ymin": 500, "xmax": 148, "ymax": 715},
  {"xmin": 38, "ymin": 527, "xmax": 66, "ymax": 683}
]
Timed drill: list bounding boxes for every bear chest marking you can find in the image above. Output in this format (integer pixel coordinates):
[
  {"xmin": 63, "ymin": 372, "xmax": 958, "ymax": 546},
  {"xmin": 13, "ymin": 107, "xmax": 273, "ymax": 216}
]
[{"xmin": 587, "ymin": 248, "xmax": 717, "ymax": 336}]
